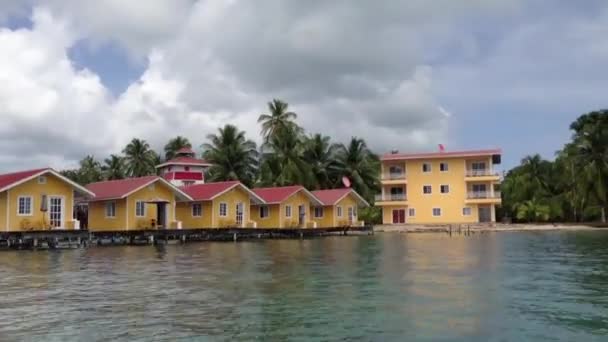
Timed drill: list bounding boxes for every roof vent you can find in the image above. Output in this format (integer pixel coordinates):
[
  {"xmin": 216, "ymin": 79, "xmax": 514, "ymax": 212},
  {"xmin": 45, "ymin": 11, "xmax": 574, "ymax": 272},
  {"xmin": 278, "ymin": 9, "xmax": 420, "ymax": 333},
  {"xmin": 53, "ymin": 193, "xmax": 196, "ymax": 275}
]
[{"xmin": 390, "ymin": 149, "xmax": 399, "ymax": 154}]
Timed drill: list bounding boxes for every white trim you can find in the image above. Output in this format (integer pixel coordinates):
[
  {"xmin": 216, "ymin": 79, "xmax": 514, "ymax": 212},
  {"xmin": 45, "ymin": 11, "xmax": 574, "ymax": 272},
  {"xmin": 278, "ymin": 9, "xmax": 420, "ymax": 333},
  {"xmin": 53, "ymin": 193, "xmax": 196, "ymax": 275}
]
[
  {"xmin": 422, "ymin": 185, "xmax": 432, "ymax": 195},
  {"xmin": 16, "ymin": 195, "xmax": 34, "ymax": 216},
  {"xmin": 135, "ymin": 200, "xmax": 146, "ymax": 217},
  {"xmin": 37, "ymin": 175, "xmax": 47, "ymax": 184},
  {"xmin": 432, "ymin": 207, "xmax": 442, "ymax": 217},
  {"xmin": 325, "ymin": 189, "xmax": 370, "ymax": 207},
  {"xmin": 440, "ymin": 184, "xmax": 450, "ymax": 194},
  {"xmin": 210, "ymin": 183, "xmax": 266, "ymax": 204},
  {"xmin": 125, "ymin": 197, "xmax": 129, "ymax": 230},
  {"xmin": 155, "ymin": 161, "xmax": 211, "ymax": 169},
  {"xmin": 462, "ymin": 207, "xmax": 472, "ymax": 216},
  {"xmin": 259, "ymin": 205, "xmax": 269, "ymax": 219},
  {"xmin": 192, "ymin": 203, "xmax": 203, "ymax": 217},
  {"xmin": 121, "ymin": 178, "xmax": 193, "ymax": 201},
  {"xmin": 422, "ymin": 162, "xmax": 432, "ymax": 173},
  {"xmin": 313, "ymin": 206, "xmax": 324, "ymax": 218},
  {"xmin": 6, "ymin": 189, "xmax": 10, "ymax": 231},
  {"xmin": 408, "ymin": 208, "xmax": 416, "ymax": 217},
  {"xmin": 439, "ymin": 162, "xmax": 449, "ymax": 172},
  {"xmin": 219, "ymin": 202, "xmax": 228, "ymax": 217},
  {"xmin": 261, "ymin": 187, "xmax": 323, "ymax": 206},
  {"xmin": 48, "ymin": 195, "xmax": 65, "ymax": 229},
  {"xmin": 336, "ymin": 205, "xmax": 343, "ymax": 217},
  {"xmin": 285, "ymin": 205, "xmax": 292, "ymax": 218},
  {"xmin": 0, "ymin": 169, "xmax": 95, "ymax": 197},
  {"xmin": 105, "ymin": 201, "xmax": 117, "ymax": 219}
]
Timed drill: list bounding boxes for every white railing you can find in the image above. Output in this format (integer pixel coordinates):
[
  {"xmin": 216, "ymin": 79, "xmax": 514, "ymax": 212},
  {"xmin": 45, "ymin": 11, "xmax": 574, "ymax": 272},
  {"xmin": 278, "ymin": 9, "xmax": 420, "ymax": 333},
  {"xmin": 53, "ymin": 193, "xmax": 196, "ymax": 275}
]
[
  {"xmin": 375, "ymin": 194, "xmax": 407, "ymax": 201},
  {"xmin": 467, "ymin": 191, "xmax": 501, "ymax": 199},
  {"xmin": 466, "ymin": 169, "xmax": 499, "ymax": 177},
  {"xmin": 381, "ymin": 172, "xmax": 406, "ymax": 180}
]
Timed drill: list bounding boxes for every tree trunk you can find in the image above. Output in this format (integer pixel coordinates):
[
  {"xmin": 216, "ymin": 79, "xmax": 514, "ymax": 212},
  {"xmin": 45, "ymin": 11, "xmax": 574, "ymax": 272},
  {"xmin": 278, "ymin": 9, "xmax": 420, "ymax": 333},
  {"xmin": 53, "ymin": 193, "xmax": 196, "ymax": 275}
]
[{"xmin": 602, "ymin": 207, "xmax": 606, "ymax": 223}]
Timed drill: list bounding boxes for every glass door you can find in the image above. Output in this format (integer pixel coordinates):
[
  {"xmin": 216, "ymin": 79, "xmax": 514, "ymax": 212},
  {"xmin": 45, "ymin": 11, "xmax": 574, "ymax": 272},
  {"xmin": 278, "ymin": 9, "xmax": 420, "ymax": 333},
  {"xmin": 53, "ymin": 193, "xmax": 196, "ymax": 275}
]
[{"xmin": 49, "ymin": 196, "xmax": 63, "ymax": 228}]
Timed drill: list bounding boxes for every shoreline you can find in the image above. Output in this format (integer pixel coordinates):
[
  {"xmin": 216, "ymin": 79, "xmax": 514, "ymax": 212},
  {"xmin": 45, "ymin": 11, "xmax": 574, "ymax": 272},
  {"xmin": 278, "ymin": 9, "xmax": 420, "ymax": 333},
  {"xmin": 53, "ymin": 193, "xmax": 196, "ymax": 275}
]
[{"xmin": 373, "ymin": 223, "xmax": 606, "ymax": 233}]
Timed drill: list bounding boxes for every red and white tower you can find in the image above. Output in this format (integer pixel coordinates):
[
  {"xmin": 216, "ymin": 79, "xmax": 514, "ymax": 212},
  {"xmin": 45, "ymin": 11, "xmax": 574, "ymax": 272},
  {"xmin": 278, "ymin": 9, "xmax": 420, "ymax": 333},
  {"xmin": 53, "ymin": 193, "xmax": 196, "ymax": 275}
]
[{"xmin": 156, "ymin": 147, "xmax": 210, "ymax": 187}]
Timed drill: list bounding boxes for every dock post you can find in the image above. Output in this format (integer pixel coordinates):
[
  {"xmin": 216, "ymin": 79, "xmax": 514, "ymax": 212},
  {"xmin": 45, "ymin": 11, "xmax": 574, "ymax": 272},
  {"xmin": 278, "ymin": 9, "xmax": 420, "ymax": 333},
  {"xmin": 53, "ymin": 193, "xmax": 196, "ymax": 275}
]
[
  {"xmin": 181, "ymin": 235, "xmax": 186, "ymax": 244},
  {"xmin": 233, "ymin": 233, "xmax": 238, "ymax": 242},
  {"xmin": 149, "ymin": 235, "xmax": 154, "ymax": 245},
  {"xmin": 299, "ymin": 232, "xmax": 303, "ymax": 239},
  {"xmin": 449, "ymin": 225, "xmax": 452, "ymax": 236},
  {"xmin": 6, "ymin": 239, "xmax": 10, "ymax": 248},
  {"xmin": 33, "ymin": 238, "xmax": 38, "ymax": 249}
]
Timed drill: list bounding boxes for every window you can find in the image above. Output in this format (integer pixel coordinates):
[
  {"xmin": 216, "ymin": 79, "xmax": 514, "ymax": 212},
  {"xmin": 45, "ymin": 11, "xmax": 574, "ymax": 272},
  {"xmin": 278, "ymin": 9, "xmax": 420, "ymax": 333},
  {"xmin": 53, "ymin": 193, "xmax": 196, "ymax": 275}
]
[
  {"xmin": 463, "ymin": 207, "xmax": 472, "ymax": 216},
  {"xmin": 423, "ymin": 185, "xmax": 432, "ymax": 194},
  {"xmin": 38, "ymin": 176, "xmax": 47, "ymax": 184},
  {"xmin": 219, "ymin": 202, "xmax": 227, "ymax": 217},
  {"xmin": 192, "ymin": 203, "xmax": 202, "ymax": 217},
  {"xmin": 422, "ymin": 163, "xmax": 432, "ymax": 173},
  {"xmin": 285, "ymin": 205, "xmax": 292, "ymax": 218},
  {"xmin": 432, "ymin": 208, "xmax": 442, "ymax": 217},
  {"xmin": 337, "ymin": 206, "xmax": 343, "ymax": 217},
  {"xmin": 17, "ymin": 196, "xmax": 33, "ymax": 215},
  {"xmin": 185, "ymin": 166, "xmax": 190, "ymax": 171},
  {"xmin": 440, "ymin": 185, "xmax": 450, "ymax": 194},
  {"xmin": 105, "ymin": 202, "xmax": 116, "ymax": 218},
  {"xmin": 408, "ymin": 208, "xmax": 416, "ymax": 217},
  {"xmin": 440, "ymin": 162, "xmax": 448, "ymax": 172},
  {"xmin": 472, "ymin": 162, "xmax": 486, "ymax": 170},
  {"xmin": 135, "ymin": 201, "xmax": 146, "ymax": 217},
  {"xmin": 259, "ymin": 205, "xmax": 269, "ymax": 218},
  {"xmin": 314, "ymin": 207, "xmax": 324, "ymax": 218}
]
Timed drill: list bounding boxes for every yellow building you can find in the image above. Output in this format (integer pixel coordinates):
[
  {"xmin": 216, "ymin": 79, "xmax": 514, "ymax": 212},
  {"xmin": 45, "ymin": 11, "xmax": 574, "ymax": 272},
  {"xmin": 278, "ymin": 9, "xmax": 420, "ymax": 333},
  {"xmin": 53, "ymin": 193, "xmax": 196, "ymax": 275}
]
[
  {"xmin": 251, "ymin": 186, "xmax": 323, "ymax": 228},
  {"xmin": 377, "ymin": 149, "xmax": 502, "ymax": 224},
  {"xmin": 176, "ymin": 181, "xmax": 265, "ymax": 228},
  {"xmin": 311, "ymin": 188, "xmax": 370, "ymax": 227},
  {"xmin": 0, "ymin": 168, "xmax": 95, "ymax": 231},
  {"xmin": 86, "ymin": 176, "xmax": 192, "ymax": 231}
]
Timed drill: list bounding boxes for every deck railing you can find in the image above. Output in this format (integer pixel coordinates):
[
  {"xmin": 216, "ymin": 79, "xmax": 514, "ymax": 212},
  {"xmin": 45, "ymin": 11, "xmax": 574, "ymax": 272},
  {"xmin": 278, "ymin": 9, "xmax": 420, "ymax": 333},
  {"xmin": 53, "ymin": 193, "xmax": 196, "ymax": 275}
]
[
  {"xmin": 465, "ymin": 169, "xmax": 500, "ymax": 177},
  {"xmin": 381, "ymin": 172, "xmax": 406, "ymax": 180},
  {"xmin": 467, "ymin": 191, "xmax": 501, "ymax": 199},
  {"xmin": 375, "ymin": 194, "xmax": 407, "ymax": 201}
]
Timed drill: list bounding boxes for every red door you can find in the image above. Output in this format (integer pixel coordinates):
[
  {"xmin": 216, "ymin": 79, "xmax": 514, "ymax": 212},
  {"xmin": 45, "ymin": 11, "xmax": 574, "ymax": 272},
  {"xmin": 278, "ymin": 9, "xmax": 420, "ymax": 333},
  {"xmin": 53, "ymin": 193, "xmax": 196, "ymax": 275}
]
[{"xmin": 392, "ymin": 209, "xmax": 406, "ymax": 224}]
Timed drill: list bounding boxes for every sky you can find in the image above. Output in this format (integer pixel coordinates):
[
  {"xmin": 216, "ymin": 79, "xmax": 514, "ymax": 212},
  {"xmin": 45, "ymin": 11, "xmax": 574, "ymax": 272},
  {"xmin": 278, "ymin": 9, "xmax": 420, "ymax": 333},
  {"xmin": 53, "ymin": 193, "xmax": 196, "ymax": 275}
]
[{"xmin": 0, "ymin": 0, "xmax": 607, "ymax": 172}]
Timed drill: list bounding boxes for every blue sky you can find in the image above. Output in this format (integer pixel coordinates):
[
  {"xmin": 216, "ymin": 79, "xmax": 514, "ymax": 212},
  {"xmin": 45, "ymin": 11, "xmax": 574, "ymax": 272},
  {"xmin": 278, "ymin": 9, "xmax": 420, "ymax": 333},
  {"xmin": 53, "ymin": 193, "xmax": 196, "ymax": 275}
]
[{"xmin": 0, "ymin": 0, "xmax": 606, "ymax": 171}]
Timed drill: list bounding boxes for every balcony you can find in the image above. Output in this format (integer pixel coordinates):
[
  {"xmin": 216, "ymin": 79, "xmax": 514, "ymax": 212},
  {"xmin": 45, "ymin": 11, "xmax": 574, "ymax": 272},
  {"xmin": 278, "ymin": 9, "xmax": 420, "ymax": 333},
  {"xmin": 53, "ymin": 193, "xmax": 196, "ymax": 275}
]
[
  {"xmin": 465, "ymin": 169, "xmax": 501, "ymax": 182},
  {"xmin": 380, "ymin": 172, "xmax": 407, "ymax": 184},
  {"xmin": 375, "ymin": 193, "xmax": 408, "ymax": 205},
  {"xmin": 465, "ymin": 191, "xmax": 502, "ymax": 204}
]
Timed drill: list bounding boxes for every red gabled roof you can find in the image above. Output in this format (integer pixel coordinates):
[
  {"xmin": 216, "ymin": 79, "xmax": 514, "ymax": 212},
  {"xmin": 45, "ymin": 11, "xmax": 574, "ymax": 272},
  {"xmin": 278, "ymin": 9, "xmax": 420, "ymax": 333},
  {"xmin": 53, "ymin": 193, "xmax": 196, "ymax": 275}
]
[
  {"xmin": 312, "ymin": 188, "xmax": 352, "ymax": 205},
  {"xmin": 180, "ymin": 181, "xmax": 241, "ymax": 201},
  {"xmin": 252, "ymin": 185, "xmax": 324, "ymax": 205},
  {"xmin": 0, "ymin": 168, "xmax": 50, "ymax": 191},
  {"xmin": 381, "ymin": 148, "xmax": 502, "ymax": 161},
  {"xmin": 86, "ymin": 176, "xmax": 159, "ymax": 201},
  {"xmin": 176, "ymin": 147, "xmax": 195, "ymax": 154},
  {"xmin": 156, "ymin": 156, "xmax": 211, "ymax": 168}
]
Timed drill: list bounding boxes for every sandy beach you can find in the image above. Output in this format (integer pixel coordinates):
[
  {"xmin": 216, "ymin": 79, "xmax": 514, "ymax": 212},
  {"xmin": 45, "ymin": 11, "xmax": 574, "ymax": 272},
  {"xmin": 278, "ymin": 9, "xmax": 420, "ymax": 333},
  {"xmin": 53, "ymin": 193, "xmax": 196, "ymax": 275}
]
[{"xmin": 374, "ymin": 223, "xmax": 605, "ymax": 233}]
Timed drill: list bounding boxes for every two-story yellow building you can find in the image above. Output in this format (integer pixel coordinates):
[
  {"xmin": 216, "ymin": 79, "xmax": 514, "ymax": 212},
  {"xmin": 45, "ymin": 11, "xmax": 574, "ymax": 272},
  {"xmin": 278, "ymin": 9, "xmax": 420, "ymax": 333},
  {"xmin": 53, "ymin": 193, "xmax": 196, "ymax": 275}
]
[
  {"xmin": 311, "ymin": 188, "xmax": 369, "ymax": 227},
  {"xmin": 0, "ymin": 168, "xmax": 95, "ymax": 231},
  {"xmin": 176, "ymin": 181, "xmax": 265, "ymax": 228},
  {"xmin": 377, "ymin": 149, "xmax": 502, "ymax": 224},
  {"xmin": 251, "ymin": 186, "xmax": 323, "ymax": 228}
]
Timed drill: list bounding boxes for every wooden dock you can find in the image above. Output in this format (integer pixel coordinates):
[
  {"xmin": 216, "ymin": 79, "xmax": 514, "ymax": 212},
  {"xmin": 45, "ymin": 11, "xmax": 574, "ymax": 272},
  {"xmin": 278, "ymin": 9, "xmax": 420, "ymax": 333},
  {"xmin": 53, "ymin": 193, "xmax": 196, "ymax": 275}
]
[{"xmin": 0, "ymin": 225, "xmax": 373, "ymax": 249}]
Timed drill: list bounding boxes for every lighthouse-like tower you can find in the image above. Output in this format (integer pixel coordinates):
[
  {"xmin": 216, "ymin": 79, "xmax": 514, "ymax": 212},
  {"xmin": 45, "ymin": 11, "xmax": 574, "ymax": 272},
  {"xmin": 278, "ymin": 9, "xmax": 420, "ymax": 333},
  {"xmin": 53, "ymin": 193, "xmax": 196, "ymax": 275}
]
[{"xmin": 156, "ymin": 147, "xmax": 210, "ymax": 187}]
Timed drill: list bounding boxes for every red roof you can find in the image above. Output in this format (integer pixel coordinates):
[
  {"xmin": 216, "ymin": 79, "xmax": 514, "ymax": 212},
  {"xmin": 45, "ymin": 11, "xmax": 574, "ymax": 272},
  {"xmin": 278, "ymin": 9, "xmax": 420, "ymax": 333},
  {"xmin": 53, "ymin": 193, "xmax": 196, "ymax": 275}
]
[
  {"xmin": 312, "ymin": 188, "xmax": 353, "ymax": 205},
  {"xmin": 252, "ymin": 185, "xmax": 319, "ymax": 204},
  {"xmin": 163, "ymin": 172, "xmax": 204, "ymax": 181},
  {"xmin": 180, "ymin": 181, "xmax": 241, "ymax": 201},
  {"xmin": 0, "ymin": 168, "xmax": 50, "ymax": 191},
  {"xmin": 156, "ymin": 156, "xmax": 211, "ymax": 168},
  {"xmin": 382, "ymin": 148, "xmax": 502, "ymax": 161},
  {"xmin": 86, "ymin": 176, "xmax": 159, "ymax": 201},
  {"xmin": 176, "ymin": 147, "xmax": 195, "ymax": 154}
]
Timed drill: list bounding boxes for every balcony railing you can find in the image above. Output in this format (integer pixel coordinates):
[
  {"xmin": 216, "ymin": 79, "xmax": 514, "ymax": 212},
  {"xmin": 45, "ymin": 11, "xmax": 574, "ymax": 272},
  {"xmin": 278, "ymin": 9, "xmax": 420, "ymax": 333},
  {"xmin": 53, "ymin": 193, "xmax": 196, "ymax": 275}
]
[
  {"xmin": 467, "ymin": 191, "xmax": 501, "ymax": 199},
  {"xmin": 375, "ymin": 194, "xmax": 407, "ymax": 201},
  {"xmin": 381, "ymin": 172, "xmax": 406, "ymax": 180},
  {"xmin": 465, "ymin": 169, "xmax": 500, "ymax": 177}
]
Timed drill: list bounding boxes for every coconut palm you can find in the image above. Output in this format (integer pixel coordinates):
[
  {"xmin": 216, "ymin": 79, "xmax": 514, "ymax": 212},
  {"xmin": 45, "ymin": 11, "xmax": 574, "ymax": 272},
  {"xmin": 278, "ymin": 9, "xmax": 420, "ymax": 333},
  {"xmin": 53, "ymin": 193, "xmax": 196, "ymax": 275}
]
[
  {"xmin": 78, "ymin": 155, "xmax": 103, "ymax": 185},
  {"xmin": 202, "ymin": 125, "xmax": 258, "ymax": 186},
  {"xmin": 260, "ymin": 125, "xmax": 312, "ymax": 187},
  {"xmin": 123, "ymin": 138, "xmax": 157, "ymax": 177},
  {"xmin": 258, "ymin": 99, "xmax": 302, "ymax": 142},
  {"xmin": 102, "ymin": 154, "xmax": 126, "ymax": 180},
  {"xmin": 334, "ymin": 137, "xmax": 380, "ymax": 203},
  {"xmin": 514, "ymin": 199, "xmax": 550, "ymax": 222},
  {"xmin": 164, "ymin": 136, "xmax": 192, "ymax": 160},
  {"xmin": 302, "ymin": 133, "xmax": 339, "ymax": 189}
]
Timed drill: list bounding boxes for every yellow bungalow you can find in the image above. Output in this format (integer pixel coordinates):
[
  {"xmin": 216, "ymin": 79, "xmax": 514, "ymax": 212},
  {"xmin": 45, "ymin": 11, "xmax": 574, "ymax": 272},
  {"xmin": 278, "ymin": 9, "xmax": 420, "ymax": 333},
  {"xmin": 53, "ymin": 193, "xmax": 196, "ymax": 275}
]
[
  {"xmin": 251, "ymin": 186, "xmax": 323, "ymax": 228},
  {"xmin": 176, "ymin": 181, "xmax": 266, "ymax": 228},
  {"xmin": 311, "ymin": 188, "xmax": 370, "ymax": 228},
  {"xmin": 86, "ymin": 176, "xmax": 192, "ymax": 232},
  {"xmin": 0, "ymin": 168, "xmax": 95, "ymax": 231}
]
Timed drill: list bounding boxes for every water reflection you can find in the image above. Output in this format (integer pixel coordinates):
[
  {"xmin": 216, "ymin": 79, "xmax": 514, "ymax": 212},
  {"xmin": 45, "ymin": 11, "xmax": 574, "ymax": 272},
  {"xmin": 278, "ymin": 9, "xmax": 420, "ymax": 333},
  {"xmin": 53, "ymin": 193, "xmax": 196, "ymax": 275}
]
[{"xmin": 0, "ymin": 232, "xmax": 607, "ymax": 341}]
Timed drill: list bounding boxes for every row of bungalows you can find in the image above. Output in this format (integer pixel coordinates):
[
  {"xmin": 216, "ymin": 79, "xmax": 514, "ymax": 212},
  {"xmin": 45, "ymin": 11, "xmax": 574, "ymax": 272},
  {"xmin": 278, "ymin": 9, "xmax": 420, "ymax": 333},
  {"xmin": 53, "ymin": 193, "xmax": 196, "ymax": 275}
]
[{"xmin": 0, "ymin": 167, "xmax": 369, "ymax": 232}]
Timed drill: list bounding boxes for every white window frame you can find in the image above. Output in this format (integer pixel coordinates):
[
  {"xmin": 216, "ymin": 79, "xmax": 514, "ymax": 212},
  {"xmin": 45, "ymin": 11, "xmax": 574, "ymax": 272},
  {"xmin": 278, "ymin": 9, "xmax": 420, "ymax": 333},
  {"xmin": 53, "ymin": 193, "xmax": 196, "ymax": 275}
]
[
  {"xmin": 408, "ymin": 208, "xmax": 415, "ymax": 217},
  {"xmin": 314, "ymin": 207, "xmax": 324, "ymax": 218},
  {"xmin": 440, "ymin": 184, "xmax": 450, "ymax": 194},
  {"xmin": 423, "ymin": 185, "xmax": 432, "ymax": 195},
  {"xmin": 259, "ymin": 205, "xmax": 269, "ymax": 219},
  {"xmin": 192, "ymin": 203, "xmax": 202, "ymax": 217},
  {"xmin": 337, "ymin": 206, "xmax": 343, "ymax": 217},
  {"xmin": 462, "ymin": 207, "xmax": 472, "ymax": 216},
  {"xmin": 135, "ymin": 200, "xmax": 146, "ymax": 217},
  {"xmin": 17, "ymin": 196, "xmax": 33, "ymax": 216},
  {"xmin": 432, "ymin": 208, "xmax": 442, "ymax": 217},
  {"xmin": 285, "ymin": 205, "xmax": 292, "ymax": 218},
  {"xmin": 37, "ymin": 176, "xmax": 47, "ymax": 184},
  {"xmin": 422, "ymin": 162, "xmax": 432, "ymax": 173},
  {"xmin": 105, "ymin": 201, "xmax": 116, "ymax": 218},
  {"xmin": 440, "ymin": 162, "xmax": 449, "ymax": 172},
  {"xmin": 219, "ymin": 202, "xmax": 228, "ymax": 217}
]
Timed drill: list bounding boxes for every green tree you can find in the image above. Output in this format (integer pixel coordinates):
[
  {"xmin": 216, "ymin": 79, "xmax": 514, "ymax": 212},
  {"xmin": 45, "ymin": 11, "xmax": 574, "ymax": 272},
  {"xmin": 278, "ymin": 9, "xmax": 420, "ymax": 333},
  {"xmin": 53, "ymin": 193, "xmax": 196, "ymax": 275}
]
[
  {"xmin": 123, "ymin": 138, "xmax": 157, "ymax": 177},
  {"xmin": 102, "ymin": 154, "xmax": 126, "ymax": 180},
  {"xmin": 202, "ymin": 124, "xmax": 258, "ymax": 186},
  {"xmin": 258, "ymin": 99, "xmax": 302, "ymax": 142},
  {"xmin": 334, "ymin": 137, "xmax": 380, "ymax": 203},
  {"xmin": 302, "ymin": 134, "xmax": 340, "ymax": 190},
  {"xmin": 78, "ymin": 155, "xmax": 103, "ymax": 184},
  {"xmin": 259, "ymin": 125, "xmax": 312, "ymax": 187},
  {"xmin": 164, "ymin": 136, "xmax": 192, "ymax": 160},
  {"xmin": 514, "ymin": 199, "xmax": 550, "ymax": 222}
]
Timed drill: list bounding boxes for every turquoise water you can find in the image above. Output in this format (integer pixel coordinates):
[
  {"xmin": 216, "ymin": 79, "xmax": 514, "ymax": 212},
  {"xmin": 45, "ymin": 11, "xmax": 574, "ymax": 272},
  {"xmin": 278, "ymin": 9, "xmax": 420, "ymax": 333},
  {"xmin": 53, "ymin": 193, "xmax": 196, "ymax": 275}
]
[{"xmin": 0, "ymin": 231, "xmax": 607, "ymax": 341}]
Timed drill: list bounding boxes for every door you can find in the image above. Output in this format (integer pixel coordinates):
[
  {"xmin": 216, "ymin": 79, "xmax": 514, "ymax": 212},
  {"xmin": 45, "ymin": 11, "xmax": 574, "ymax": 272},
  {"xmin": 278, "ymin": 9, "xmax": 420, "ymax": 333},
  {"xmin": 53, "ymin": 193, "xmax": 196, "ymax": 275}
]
[
  {"xmin": 392, "ymin": 209, "xmax": 405, "ymax": 224},
  {"xmin": 478, "ymin": 206, "xmax": 491, "ymax": 223},
  {"xmin": 236, "ymin": 203, "xmax": 244, "ymax": 226},
  {"xmin": 48, "ymin": 196, "xmax": 63, "ymax": 229},
  {"xmin": 298, "ymin": 205, "xmax": 305, "ymax": 226},
  {"xmin": 348, "ymin": 207, "xmax": 354, "ymax": 224},
  {"xmin": 157, "ymin": 203, "xmax": 167, "ymax": 228}
]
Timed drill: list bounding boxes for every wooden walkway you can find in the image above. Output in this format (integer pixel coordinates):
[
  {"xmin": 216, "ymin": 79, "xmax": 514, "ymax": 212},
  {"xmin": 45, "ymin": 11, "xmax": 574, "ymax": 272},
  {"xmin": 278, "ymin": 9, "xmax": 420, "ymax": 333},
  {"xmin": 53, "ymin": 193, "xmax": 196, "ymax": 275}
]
[{"xmin": 0, "ymin": 226, "xmax": 374, "ymax": 249}]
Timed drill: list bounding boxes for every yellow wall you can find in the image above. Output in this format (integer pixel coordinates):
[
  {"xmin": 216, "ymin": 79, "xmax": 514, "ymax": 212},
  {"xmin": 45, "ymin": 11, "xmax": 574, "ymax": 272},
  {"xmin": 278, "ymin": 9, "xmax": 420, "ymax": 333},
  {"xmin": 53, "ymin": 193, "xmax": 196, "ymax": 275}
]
[
  {"xmin": 0, "ymin": 173, "xmax": 76, "ymax": 231},
  {"xmin": 88, "ymin": 181, "xmax": 178, "ymax": 232},
  {"xmin": 280, "ymin": 191, "xmax": 314, "ymax": 228},
  {"xmin": 381, "ymin": 156, "xmax": 498, "ymax": 224},
  {"xmin": 176, "ymin": 201, "xmax": 212, "ymax": 228},
  {"xmin": 212, "ymin": 186, "xmax": 251, "ymax": 228},
  {"xmin": 251, "ymin": 204, "xmax": 281, "ymax": 228},
  {"xmin": 311, "ymin": 205, "xmax": 334, "ymax": 228},
  {"xmin": 312, "ymin": 194, "xmax": 362, "ymax": 228}
]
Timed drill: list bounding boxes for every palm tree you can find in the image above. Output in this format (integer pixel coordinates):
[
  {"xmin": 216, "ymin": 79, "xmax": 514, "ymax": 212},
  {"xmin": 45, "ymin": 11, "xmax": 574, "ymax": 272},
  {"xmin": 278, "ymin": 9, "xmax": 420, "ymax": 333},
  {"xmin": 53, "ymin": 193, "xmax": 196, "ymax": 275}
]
[
  {"xmin": 334, "ymin": 137, "xmax": 380, "ymax": 203},
  {"xmin": 302, "ymin": 134, "xmax": 339, "ymax": 189},
  {"xmin": 164, "ymin": 136, "xmax": 192, "ymax": 160},
  {"xmin": 102, "ymin": 154, "xmax": 126, "ymax": 180},
  {"xmin": 258, "ymin": 99, "xmax": 302, "ymax": 142},
  {"xmin": 123, "ymin": 138, "xmax": 157, "ymax": 177},
  {"xmin": 514, "ymin": 199, "xmax": 550, "ymax": 222},
  {"xmin": 202, "ymin": 125, "xmax": 258, "ymax": 186},
  {"xmin": 78, "ymin": 155, "xmax": 103, "ymax": 185},
  {"xmin": 260, "ymin": 125, "xmax": 312, "ymax": 187}
]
